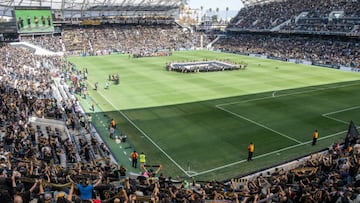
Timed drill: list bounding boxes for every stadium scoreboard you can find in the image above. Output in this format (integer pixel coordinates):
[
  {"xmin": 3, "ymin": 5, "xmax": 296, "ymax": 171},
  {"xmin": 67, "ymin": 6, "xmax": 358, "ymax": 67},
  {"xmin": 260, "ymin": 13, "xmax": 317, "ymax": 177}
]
[{"xmin": 14, "ymin": 6, "xmax": 54, "ymax": 34}]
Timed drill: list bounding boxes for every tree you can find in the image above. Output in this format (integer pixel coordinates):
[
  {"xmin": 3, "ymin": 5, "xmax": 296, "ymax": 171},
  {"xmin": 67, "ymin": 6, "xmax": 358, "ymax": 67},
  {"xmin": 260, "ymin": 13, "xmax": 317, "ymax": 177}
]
[
  {"xmin": 180, "ymin": 2, "xmax": 185, "ymax": 11},
  {"xmin": 212, "ymin": 15, "xmax": 218, "ymax": 23},
  {"xmin": 204, "ymin": 8, "xmax": 212, "ymax": 21},
  {"xmin": 216, "ymin": 7, "xmax": 219, "ymax": 22}
]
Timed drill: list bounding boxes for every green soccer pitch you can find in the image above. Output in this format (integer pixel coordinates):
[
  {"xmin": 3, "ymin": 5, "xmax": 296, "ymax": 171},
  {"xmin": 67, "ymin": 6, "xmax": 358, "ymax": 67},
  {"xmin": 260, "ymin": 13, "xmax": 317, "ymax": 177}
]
[{"xmin": 68, "ymin": 50, "xmax": 360, "ymax": 181}]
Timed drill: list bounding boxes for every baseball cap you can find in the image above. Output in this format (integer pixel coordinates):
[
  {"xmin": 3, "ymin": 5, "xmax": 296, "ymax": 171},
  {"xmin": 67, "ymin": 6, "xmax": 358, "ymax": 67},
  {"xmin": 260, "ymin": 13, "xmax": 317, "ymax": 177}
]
[{"xmin": 56, "ymin": 192, "xmax": 66, "ymax": 200}]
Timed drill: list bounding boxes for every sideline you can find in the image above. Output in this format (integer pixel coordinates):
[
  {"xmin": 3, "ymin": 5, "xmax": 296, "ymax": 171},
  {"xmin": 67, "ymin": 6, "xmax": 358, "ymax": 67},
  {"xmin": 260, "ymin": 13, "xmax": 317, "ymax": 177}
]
[{"xmin": 86, "ymin": 82, "xmax": 190, "ymax": 177}]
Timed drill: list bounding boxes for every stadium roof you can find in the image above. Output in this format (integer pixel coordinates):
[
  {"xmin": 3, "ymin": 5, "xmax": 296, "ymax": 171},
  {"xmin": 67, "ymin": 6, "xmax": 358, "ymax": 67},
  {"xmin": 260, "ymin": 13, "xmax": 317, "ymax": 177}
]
[
  {"xmin": 0, "ymin": 0, "xmax": 181, "ymax": 15},
  {"xmin": 241, "ymin": 0, "xmax": 279, "ymax": 6}
]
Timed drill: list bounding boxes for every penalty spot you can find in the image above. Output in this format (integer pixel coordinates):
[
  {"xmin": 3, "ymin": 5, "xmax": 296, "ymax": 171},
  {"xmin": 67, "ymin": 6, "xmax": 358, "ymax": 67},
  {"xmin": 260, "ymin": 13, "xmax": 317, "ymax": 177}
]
[{"xmin": 272, "ymin": 91, "xmax": 277, "ymax": 97}]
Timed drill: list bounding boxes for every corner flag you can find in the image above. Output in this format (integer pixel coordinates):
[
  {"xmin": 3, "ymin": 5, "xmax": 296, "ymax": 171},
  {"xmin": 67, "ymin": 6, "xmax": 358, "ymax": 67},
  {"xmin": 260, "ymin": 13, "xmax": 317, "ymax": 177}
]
[{"xmin": 344, "ymin": 120, "xmax": 359, "ymax": 148}]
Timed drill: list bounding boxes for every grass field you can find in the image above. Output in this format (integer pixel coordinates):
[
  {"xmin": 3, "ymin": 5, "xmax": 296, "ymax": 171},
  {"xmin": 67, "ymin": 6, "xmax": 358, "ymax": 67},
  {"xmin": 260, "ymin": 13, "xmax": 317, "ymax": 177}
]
[{"xmin": 68, "ymin": 50, "xmax": 360, "ymax": 181}]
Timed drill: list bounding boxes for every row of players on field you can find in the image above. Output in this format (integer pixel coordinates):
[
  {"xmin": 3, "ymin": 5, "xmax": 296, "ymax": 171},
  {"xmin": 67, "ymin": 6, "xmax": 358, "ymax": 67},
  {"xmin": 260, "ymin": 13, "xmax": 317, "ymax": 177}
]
[{"xmin": 17, "ymin": 15, "xmax": 52, "ymax": 30}]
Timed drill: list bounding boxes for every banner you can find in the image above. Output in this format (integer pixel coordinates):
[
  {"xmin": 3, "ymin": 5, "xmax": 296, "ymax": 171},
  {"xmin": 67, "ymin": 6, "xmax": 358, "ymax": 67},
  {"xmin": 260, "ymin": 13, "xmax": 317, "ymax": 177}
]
[
  {"xmin": 344, "ymin": 120, "xmax": 359, "ymax": 148},
  {"xmin": 81, "ymin": 19, "xmax": 101, "ymax": 25}
]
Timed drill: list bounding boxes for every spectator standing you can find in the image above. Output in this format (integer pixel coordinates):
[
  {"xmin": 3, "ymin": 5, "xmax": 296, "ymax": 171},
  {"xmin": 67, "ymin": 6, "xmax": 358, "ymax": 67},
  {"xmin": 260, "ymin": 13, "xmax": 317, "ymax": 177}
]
[
  {"xmin": 87, "ymin": 114, "xmax": 92, "ymax": 128},
  {"xmin": 130, "ymin": 150, "xmax": 138, "ymax": 168},
  {"xmin": 119, "ymin": 165, "xmax": 127, "ymax": 179},
  {"xmin": 69, "ymin": 173, "xmax": 103, "ymax": 201},
  {"xmin": 109, "ymin": 126, "xmax": 115, "ymax": 139},
  {"xmin": 248, "ymin": 142, "xmax": 254, "ymax": 161},
  {"xmin": 55, "ymin": 184, "xmax": 75, "ymax": 203},
  {"xmin": 312, "ymin": 129, "xmax": 318, "ymax": 145},
  {"xmin": 90, "ymin": 102, "xmax": 95, "ymax": 112},
  {"xmin": 111, "ymin": 118, "xmax": 116, "ymax": 129},
  {"xmin": 12, "ymin": 170, "xmax": 39, "ymax": 203},
  {"xmin": 57, "ymin": 148, "xmax": 67, "ymax": 168}
]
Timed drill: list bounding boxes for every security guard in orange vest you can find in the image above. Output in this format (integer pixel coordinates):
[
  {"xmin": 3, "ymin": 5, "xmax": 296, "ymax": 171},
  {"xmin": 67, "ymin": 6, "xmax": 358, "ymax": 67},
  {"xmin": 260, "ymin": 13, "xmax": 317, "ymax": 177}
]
[
  {"xmin": 130, "ymin": 150, "xmax": 138, "ymax": 168},
  {"xmin": 248, "ymin": 142, "xmax": 254, "ymax": 161}
]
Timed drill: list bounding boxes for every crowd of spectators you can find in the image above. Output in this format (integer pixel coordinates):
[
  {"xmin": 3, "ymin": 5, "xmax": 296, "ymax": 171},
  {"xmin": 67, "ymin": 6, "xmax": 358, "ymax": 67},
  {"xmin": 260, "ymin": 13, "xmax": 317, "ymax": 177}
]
[
  {"xmin": 281, "ymin": 17, "xmax": 360, "ymax": 34},
  {"xmin": 21, "ymin": 25, "xmax": 210, "ymax": 56},
  {"xmin": 228, "ymin": 0, "xmax": 360, "ymax": 32},
  {"xmin": 1, "ymin": 17, "xmax": 360, "ymax": 203},
  {"xmin": 21, "ymin": 35, "xmax": 65, "ymax": 53},
  {"xmin": 0, "ymin": 44, "xmax": 117, "ymax": 203},
  {"xmin": 214, "ymin": 34, "xmax": 360, "ymax": 69}
]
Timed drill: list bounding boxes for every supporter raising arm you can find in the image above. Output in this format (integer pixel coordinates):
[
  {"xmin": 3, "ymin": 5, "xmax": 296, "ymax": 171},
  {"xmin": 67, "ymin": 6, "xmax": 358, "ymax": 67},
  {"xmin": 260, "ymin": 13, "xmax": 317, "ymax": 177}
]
[
  {"xmin": 68, "ymin": 172, "xmax": 103, "ymax": 201},
  {"xmin": 12, "ymin": 169, "xmax": 39, "ymax": 203}
]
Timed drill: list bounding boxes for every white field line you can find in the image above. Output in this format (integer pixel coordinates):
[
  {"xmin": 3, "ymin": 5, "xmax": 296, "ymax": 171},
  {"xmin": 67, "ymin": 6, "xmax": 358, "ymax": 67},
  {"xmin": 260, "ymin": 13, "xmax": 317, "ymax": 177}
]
[
  {"xmin": 92, "ymin": 81, "xmax": 358, "ymax": 177},
  {"xmin": 217, "ymin": 106, "xmax": 303, "ymax": 144},
  {"xmin": 322, "ymin": 106, "xmax": 360, "ymax": 116},
  {"xmin": 87, "ymin": 83, "xmax": 190, "ymax": 177},
  {"xmin": 322, "ymin": 106, "xmax": 360, "ymax": 124},
  {"xmin": 194, "ymin": 83, "xmax": 359, "ymax": 177},
  {"xmin": 216, "ymin": 83, "xmax": 358, "ymax": 108},
  {"xmin": 190, "ymin": 129, "xmax": 347, "ymax": 177},
  {"xmin": 322, "ymin": 115, "xmax": 349, "ymax": 124}
]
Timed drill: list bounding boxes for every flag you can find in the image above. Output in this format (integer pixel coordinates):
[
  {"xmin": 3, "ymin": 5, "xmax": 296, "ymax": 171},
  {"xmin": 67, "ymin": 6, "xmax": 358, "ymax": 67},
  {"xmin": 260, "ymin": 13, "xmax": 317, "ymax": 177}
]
[{"xmin": 344, "ymin": 120, "xmax": 359, "ymax": 148}]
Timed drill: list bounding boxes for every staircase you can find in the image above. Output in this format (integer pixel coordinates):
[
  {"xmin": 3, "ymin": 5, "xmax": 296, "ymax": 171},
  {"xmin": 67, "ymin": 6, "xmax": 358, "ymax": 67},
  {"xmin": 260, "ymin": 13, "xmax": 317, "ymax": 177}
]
[
  {"xmin": 271, "ymin": 19, "xmax": 291, "ymax": 31},
  {"xmin": 206, "ymin": 34, "xmax": 225, "ymax": 49},
  {"xmin": 11, "ymin": 41, "xmax": 64, "ymax": 56}
]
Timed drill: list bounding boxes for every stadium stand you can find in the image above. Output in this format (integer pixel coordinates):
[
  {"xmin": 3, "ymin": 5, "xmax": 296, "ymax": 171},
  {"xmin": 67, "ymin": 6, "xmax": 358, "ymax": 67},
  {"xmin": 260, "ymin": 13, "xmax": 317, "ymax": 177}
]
[
  {"xmin": 0, "ymin": 0, "xmax": 360, "ymax": 202},
  {"xmin": 228, "ymin": 0, "xmax": 360, "ymax": 32},
  {"xmin": 218, "ymin": 0, "xmax": 360, "ymax": 69},
  {"xmin": 21, "ymin": 25, "xmax": 210, "ymax": 56},
  {"xmin": 214, "ymin": 34, "xmax": 360, "ymax": 69}
]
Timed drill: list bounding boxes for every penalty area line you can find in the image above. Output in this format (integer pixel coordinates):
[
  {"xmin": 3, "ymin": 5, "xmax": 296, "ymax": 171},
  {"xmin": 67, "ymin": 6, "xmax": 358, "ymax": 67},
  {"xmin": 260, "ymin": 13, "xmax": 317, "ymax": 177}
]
[
  {"xmin": 322, "ymin": 115, "xmax": 348, "ymax": 124},
  {"xmin": 322, "ymin": 106, "xmax": 360, "ymax": 125},
  {"xmin": 86, "ymin": 82, "xmax": 191, "ymax": 177},
  {"xmin": 322, "ymin": 106, "xmax": 360, "ymax": 116},
  {"xmin": 190, "ymin": 129, "xmax": 348, "ymax": 177},
  {"xmin": 216, "ymin": 106, "xmax": 302, "ymax": 144}
]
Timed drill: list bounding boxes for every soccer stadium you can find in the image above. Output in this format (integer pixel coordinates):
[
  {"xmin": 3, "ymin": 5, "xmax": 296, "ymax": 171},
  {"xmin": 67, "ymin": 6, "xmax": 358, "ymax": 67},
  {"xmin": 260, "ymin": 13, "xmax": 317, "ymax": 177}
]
[{"xmin": 0, "ymin": 0, "xmax": 360, "ymax": 202}]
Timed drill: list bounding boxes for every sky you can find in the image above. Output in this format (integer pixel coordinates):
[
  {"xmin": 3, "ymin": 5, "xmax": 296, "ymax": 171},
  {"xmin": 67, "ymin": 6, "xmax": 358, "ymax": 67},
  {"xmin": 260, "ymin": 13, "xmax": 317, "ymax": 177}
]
[{"xmin": 187, "ymin": 0, "xmax": 244, "ymax": 12}]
